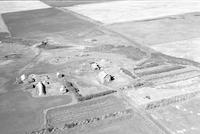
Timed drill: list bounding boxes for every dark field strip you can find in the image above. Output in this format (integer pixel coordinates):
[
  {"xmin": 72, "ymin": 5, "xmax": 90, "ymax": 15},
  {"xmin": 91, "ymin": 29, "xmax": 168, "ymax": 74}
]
[
  {"xmin": 141, "ymin": 67, "xmax": 198, "ymax": 80},
  {"xmin": 134, "ymin": 62, "xmax": 160, "ymax": 71},
  {"xmin": 150, "ymin": 70, "xmax": 200, "ymax": 85},
  {"xmin": 136, "ymin": 65, "xmax": 185, "ymax": 77},
  {"xmin": 78, "ymin": 90, "xmax": 116, "ymax": 101},
  {"xmin": 2, "ymin": 8, "xmax": 96, "ymax": 40},
  {"xmin": 146, "ymin": 69, "xmax": 200, "ymax": 81},
  {"xmin": 120, "ymin": 68, "xmax": 136, "ymax": 79},
  {"xmin": 0, "ymin": 53, "xmax": 23, "ymax": 60}
]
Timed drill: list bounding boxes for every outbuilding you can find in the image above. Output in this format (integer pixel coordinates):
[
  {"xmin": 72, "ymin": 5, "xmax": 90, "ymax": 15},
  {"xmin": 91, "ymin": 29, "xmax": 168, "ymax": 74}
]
[
  {"xmin": 98, "ymin": 71, "xmax": 114, "ymax": 84},
  {"xmin": 36, "ymin": 82, "xmax": 46, "ymax": 96}
]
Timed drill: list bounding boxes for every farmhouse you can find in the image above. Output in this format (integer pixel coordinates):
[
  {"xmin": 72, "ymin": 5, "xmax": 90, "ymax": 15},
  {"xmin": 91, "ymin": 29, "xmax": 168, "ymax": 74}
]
[{"xmin": 98, "ymin": 71, "xmax": 114, "ymax": 84}]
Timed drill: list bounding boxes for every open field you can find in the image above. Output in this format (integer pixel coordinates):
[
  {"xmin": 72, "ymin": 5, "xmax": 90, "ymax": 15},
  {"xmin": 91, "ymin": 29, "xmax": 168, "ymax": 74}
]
[
  {"xmin": 47, "ymin": 111, "xmax": 164, "ymax": 134},
  {"xmin": 45, "ymin": 95, "xmax": 129, "ymax": 129},
  {"xmin": 125, "ymin": 74, "xmax": 200, "ymax": 108},
  {"xmin": 84, "ymin": 112, "xmax": 164, "ymax": 134},
  {"xmin": 67, "ymin": 1, "xmax": 200, "ymax": 24},
  {"xmin": 126, "ymin": 85, "xmax": 200, "ymax": 107},
  {"xmin": 86, "ymin": 45, "xmax": 147, "ymax": 61},
  {"xmin": 0, "ymin": 1, "xmax": 49, "ymax": 14},
  {"xmin": 2, "ymin": 8, "xmax": 97, "ymax": 40},
  {"xmin": 41, "ymin": 0, "xmax": 119, "ymax": 7},
  {"xmin": 149, "ymin": 96, "xmax": 200, "ymax": 134},
  {"xmin": 35, "ymin": 95, "xmax": 165, "ymax": 134},
  {"xmin": 0, "ymin": 91, "xmax": 72, "ymax": 134},
  {"xmin": 107, "ymin": 12, "xmax": 200, "ymax": 45},
  {"xmin": 152, "ymin": 37, "xmax": 200, "ymax": 63}
]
